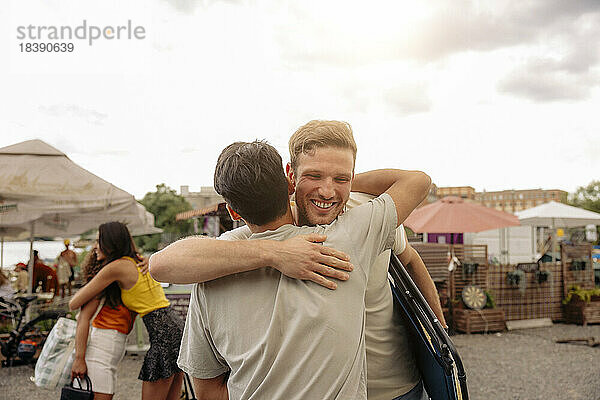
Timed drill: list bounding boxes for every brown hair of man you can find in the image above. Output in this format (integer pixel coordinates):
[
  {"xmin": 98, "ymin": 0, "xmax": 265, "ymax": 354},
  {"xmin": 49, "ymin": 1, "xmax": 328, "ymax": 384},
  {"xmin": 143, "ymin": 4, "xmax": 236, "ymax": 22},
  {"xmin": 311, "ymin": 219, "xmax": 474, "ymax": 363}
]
[
  {"xmin": 214, "ymin": 140, "xmax": 289, "ymax": 226},
  {"xmin": 288, "ymin": 120, "xmax": 357, "ymax": 172}
]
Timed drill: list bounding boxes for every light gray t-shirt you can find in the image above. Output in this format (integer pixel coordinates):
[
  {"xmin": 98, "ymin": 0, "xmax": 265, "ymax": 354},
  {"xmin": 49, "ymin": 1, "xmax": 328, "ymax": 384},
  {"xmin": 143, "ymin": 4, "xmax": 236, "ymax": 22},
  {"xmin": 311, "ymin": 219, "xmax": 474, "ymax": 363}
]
[
  {"xmin": 347, "ymin": 193, "xmax": 420, "ymax": 400},
  {"xmin": 177, "ymin": 194, "xmax": 397, "ymax": 400}
]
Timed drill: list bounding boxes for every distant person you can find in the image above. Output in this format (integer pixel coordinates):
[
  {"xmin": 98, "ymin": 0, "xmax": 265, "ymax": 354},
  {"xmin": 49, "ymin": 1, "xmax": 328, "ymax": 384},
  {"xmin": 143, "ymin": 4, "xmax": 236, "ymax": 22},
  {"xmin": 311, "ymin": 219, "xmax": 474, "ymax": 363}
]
[
  {"xmin": 30, "ymin": 250, "xmax": 58, "ymax": 294},
  {"xmin": 0, "ymin": 271, "xmax": 16, "ymax": 299},
  {"xmin": 56, "ymin": 239, "xmax": 77, "ymax": 297},
  {"xmin": 14, "ymin": 263, "xmax": 29, "ymax": 293},
  {"xmin": 70, "ymin": 222, "xmax": 184, "ymax": 400},
  {"xmin": 71, "ymin": 244, "xmax": 137, "ymax": 400}
]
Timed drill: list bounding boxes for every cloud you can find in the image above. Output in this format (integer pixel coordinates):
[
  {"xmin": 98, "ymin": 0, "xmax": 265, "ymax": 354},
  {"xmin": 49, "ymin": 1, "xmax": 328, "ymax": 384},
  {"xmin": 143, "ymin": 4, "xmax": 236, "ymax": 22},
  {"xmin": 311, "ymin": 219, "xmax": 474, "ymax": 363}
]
[
  {"xmin": 497, "ymin": 22, "xmax": 600, "ymax": 102},
  {"xmin": 39, "ymin": 104, "xmax": 108, "ymax": 125},
  {"xmin": 498, "ymin": 67, "xmax": 593, "ymax": 102},
  {"xmin": 277, "ymin": 0, "xmax": 600, "ymax": 67},
  {"xmin": 384, "ymin": 82, "xmax": 432, "ymax": 115}
]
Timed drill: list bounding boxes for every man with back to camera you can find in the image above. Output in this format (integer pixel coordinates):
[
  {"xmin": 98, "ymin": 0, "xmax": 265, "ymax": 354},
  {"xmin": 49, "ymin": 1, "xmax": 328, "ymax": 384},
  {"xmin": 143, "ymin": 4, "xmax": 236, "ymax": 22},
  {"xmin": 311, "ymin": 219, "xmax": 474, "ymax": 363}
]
[
  {"xmin": 150, "ymin": 139, "xmax": 431, "ymax": 399},
  {"xmin": 151, "ymin": 121, "xmax": 445, "ymax": 400}
]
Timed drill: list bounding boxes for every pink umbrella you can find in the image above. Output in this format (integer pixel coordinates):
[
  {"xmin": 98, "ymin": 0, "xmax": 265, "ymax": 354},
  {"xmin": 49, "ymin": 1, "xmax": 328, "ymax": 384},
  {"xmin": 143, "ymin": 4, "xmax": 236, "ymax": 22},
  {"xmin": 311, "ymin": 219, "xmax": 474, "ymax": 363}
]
[{"xmin": 405, "ymin": 196, "xmax": 520, "ymax": 233}]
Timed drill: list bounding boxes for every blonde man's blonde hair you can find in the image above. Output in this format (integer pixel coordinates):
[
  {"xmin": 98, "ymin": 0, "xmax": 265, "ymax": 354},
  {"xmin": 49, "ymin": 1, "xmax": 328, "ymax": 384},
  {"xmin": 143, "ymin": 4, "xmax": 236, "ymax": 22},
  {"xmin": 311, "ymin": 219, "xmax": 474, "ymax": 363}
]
[{"xmin": 288, "ymin": 120, "xmax": 357, "ymax": 171}]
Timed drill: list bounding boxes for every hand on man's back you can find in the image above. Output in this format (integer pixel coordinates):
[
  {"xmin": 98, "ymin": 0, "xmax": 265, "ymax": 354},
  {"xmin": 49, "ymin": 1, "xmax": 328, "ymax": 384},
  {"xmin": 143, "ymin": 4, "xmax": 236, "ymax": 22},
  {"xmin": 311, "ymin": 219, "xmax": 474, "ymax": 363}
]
[{"xmin": 272, "ymin": 234, "xmax": 353, "ymax": 290}]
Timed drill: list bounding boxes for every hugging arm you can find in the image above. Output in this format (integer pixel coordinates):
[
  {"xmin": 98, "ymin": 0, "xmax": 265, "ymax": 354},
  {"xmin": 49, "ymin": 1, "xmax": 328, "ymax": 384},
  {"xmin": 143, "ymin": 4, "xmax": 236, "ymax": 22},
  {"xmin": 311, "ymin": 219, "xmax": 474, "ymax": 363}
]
[
  {"xmin": 149, "ymin": 234, "xmax": 353, "ymax": 289},
  {"xmin": 352, "ymin": 169, "xmax": 431, "ymax": 226},
  {"xmin": 69, "ymin": 263, "xmax": 123, "ymax": 310}
]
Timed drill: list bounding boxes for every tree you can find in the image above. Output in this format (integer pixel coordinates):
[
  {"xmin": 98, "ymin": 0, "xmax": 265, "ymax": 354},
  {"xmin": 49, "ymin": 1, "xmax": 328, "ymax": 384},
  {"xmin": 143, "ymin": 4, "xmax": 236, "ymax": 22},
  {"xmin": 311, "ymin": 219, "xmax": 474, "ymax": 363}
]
[
  {"xmin": 135, "ymin": 184, "xmax": 193, "ymax": 252},
  {"xmin": 569, "ymin": 180, "xmax": 600, "ymax": 213},
  {"xmin": 568, "ymin": 180, "xmax": 600, "ymax": 245}
]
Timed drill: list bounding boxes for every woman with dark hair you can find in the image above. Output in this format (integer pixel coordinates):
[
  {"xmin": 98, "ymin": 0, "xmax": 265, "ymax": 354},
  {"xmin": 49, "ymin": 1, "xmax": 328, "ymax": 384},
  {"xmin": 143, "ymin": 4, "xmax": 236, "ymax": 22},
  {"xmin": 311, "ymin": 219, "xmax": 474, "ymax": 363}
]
[
  {"xmin": 70, "ymin": 222, "xmax": 184, "ymax": 400},
  {"xmin": 71, "ymin": 247, "xmax": 136, "ymax": 400}
]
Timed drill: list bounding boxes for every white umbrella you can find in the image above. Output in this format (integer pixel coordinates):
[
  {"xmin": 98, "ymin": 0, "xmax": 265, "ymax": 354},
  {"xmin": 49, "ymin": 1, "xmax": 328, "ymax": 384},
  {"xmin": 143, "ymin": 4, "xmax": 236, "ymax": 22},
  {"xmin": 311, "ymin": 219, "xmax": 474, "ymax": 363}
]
[
  {"xmin": 0, "ymin": 140, "xmax": 161, "ymax": 288},
  {"xmin": 515, "ymin": 201, "xmax": 600, "ymax": 262}
]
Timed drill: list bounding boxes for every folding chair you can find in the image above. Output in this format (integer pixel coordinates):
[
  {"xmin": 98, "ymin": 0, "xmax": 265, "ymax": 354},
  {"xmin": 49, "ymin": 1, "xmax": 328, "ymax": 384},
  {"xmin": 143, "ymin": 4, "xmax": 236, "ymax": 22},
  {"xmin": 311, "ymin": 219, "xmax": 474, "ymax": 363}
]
[{"xmin": 388, "ymin": 253, "xmax": 468, "ymax": 400}]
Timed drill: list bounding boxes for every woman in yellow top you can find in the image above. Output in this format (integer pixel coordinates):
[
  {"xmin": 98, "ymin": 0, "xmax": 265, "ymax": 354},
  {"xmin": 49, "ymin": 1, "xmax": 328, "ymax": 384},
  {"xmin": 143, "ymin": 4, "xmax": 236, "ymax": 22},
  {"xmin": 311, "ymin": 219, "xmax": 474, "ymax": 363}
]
[{"xmin": 70, "ymin": 222, "xmax": 184, "ymax": 400}]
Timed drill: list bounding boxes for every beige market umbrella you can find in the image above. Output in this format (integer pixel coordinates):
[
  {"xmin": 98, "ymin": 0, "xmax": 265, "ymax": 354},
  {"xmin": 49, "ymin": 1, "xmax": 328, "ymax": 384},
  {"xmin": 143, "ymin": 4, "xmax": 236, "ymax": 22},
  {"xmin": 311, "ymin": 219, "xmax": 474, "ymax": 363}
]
[{"xmin": 0, "ymin": 140, "xmax": 161, "ymax": 288}]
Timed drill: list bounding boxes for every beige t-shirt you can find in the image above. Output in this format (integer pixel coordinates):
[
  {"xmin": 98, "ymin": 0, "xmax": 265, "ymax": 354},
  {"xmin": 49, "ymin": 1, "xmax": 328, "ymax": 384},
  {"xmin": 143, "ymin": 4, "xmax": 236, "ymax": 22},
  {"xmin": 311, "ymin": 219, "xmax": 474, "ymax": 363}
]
[
  {"xmin": 347, "ymin": 192, "xmax": 420, "ymax": 400},
  {"xmin": 177, "ymin": 194, "xmax": 397, "ymax": 400}
]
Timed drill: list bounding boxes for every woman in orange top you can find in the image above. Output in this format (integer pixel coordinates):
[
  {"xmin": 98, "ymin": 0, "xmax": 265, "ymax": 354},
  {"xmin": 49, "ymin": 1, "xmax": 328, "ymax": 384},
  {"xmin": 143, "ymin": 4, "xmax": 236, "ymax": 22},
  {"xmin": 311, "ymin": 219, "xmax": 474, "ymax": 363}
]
[
  {"xmin": 70, "ymin": 222, "xmax": 184, "ymax": 400},
  {"xmin": 71, "ymin": 248, "xmax": 136, "ymax": 400}
]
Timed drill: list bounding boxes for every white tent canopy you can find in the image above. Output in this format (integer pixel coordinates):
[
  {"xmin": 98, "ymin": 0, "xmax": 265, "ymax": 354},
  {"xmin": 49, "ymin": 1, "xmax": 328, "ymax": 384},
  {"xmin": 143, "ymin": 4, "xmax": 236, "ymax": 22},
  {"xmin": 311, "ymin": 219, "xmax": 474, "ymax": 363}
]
[
  {"xmin": 515, "ymin": 201, "xmax": 600, "ymax": 228},
  {"xmin": 515, "ymin": 201, "xmax": 600, "ymax": 263},
  {"xmin": 0, "ymin": 139, "xmax": 161, "ymax": 286}
]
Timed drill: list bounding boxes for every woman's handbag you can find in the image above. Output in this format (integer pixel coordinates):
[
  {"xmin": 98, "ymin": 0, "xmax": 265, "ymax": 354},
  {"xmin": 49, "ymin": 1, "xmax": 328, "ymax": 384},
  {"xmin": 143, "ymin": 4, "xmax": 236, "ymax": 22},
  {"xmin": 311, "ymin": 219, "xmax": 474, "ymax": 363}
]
[
  {"xmin": 60, "ymin": 375, "xmax": 94, "ymax": 400},
  {"xmin": 34, "ymin": 299, "xmax": 104, "ymax": 388}
]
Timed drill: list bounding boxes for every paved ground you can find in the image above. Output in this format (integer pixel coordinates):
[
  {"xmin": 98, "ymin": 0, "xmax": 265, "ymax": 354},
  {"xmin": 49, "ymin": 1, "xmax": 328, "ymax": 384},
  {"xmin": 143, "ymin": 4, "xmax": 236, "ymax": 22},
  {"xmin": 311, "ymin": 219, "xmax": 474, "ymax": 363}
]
[{"xmin": 1, "ymin": 323, "xmax": 599, "ymax": 400}]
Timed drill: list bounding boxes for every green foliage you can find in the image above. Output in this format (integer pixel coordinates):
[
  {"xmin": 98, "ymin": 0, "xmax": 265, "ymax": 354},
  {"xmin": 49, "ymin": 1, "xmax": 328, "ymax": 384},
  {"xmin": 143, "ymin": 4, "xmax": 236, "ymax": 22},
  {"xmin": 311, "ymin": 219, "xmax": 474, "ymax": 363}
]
[
  {"xmin": 568, "ymin": 180, "xmax": 600, "ymax": 244},
  {"xmin": 563, "ymin": 285, "xmax": 600, "ymax": 304},
  {"xmin": 135, "ymin": 184, "xmax": 193, "ymax": 252},
  {"xmin": 484, "ymin": 290, "xmax": 496, "ymax": 309}
]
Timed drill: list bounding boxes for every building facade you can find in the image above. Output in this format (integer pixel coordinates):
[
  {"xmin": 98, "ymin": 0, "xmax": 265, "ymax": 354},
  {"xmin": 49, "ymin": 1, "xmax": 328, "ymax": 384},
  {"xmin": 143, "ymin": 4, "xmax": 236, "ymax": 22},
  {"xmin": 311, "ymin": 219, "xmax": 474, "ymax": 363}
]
[
  {"xmin": 436, "ymin": 186, "xmax": 476, "ymax": 200},
  {"xmin": 434, "ymin": 186, "xmax": 567, "ymax": 213},
  {"xmin": 475, "ymin": 189, "xmax": 567, "ymax": 213},
  {"xmin": 180, "ymin": 185, "xmax": 224, "ymax": 210}
]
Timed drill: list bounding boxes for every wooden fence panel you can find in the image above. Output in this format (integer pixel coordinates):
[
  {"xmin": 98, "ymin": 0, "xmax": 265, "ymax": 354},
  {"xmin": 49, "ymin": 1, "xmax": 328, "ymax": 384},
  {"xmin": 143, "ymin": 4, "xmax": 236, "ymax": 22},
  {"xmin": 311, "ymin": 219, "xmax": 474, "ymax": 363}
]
[
  {"xmin": 487, "ymin": 264, "xmax": 563, "ymax": 321},
  {"xmin": 411, "ymin": 243, "xmax": 450, "ymax": 283}
]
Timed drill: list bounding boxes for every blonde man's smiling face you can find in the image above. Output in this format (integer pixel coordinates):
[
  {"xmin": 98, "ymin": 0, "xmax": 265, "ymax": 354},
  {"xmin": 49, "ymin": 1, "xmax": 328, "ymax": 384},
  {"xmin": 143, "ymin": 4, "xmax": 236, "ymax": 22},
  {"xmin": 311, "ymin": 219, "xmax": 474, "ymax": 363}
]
[{"xmin": 289, "ymin": 146, "xmax": 354, "ymax": 226}]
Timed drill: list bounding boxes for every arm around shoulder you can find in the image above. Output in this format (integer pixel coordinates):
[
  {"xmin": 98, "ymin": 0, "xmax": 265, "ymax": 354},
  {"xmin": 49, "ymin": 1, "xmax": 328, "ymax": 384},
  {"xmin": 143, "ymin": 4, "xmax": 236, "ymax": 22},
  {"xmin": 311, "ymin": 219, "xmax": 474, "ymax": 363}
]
[
  {"xmin": 149, "ymin": 236, "xmax": 280, "ymax": 284},
  {"xmin": 385, "ymin": 170, "xmax": 431, "ymax": 226},
  {"xmin": 68, "ymin": 261, "xmax": 125, "ymax": 310},
  {"xmin": 351, "ymin": 168, "xmax": 431, "ymax": 226}
]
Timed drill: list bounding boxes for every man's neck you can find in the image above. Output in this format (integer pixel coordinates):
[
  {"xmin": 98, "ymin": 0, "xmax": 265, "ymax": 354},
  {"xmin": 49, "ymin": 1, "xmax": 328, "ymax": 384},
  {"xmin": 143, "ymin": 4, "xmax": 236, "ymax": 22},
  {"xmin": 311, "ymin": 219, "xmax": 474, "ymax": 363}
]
[{"xmin": 246, "ymin": 208, "xmax": 294, "ymax": 234}]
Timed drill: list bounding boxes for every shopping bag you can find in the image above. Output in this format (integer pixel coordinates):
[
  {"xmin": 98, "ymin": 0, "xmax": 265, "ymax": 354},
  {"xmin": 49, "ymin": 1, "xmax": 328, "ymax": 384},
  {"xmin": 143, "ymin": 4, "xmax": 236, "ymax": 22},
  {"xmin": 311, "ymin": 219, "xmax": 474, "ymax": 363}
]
[
  {"xmin": 34, "ymin": 316, "xmax": 77, "ymax": 388},
  {"xmin": 35, "ymin": 299, "xmax": 104, "ymax": 388},
  {"xmin": 60, "ymin": 375, "xmax": 94, "ymax": 400}
]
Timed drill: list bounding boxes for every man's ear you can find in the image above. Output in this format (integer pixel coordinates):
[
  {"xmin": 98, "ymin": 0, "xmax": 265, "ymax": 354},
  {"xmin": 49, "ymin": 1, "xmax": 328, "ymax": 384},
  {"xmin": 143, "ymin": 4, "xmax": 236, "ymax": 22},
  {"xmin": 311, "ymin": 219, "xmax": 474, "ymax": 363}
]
[
  {"xmin": 286, "ymin": 163, "xmax": 296, "ymax": 196},
  {"xmin": 286, "ymin": 163, "xmax": 294, "ymax": 182},
  {"xmin": 226, "ymin": 204, "xmax": 242, "ymax": 221}
]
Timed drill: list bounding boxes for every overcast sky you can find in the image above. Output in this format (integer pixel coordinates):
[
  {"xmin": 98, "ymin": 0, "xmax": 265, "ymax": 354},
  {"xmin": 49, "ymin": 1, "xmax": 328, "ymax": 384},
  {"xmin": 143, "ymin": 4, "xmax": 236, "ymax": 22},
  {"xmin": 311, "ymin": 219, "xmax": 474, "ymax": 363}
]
[{"xmin": 2, "ymin": 0, "xmax": 599, "ymax": 199}]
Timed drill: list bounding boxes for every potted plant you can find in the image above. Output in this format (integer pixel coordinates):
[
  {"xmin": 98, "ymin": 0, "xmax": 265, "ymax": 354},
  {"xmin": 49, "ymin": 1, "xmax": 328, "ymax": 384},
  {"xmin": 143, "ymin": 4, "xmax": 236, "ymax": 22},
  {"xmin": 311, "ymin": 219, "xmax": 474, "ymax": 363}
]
[
  {"xmin": 563, "ymin": 286, "xmax": 600, "ymax": 326},
  {"xmin": 563, "ymin": 286, "xmax": 600, "ymax": 305},
  {"xmin": 534, "ymin": 269, "xmax": 551, "ymax": 284},
  {"xmin": 507, "ymin": 269, "xmax": 526, "ymax": 294}
]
